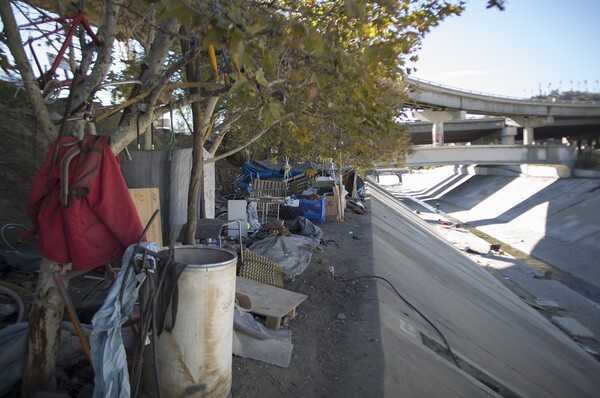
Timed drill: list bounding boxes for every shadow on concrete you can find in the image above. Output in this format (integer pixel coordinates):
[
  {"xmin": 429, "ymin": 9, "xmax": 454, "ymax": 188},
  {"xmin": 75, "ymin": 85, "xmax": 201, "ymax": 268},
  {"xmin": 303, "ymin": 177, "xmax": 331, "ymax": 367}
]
[{"xmin": 418, "ymin": 174, "xmax": 600, "ymax": 300}]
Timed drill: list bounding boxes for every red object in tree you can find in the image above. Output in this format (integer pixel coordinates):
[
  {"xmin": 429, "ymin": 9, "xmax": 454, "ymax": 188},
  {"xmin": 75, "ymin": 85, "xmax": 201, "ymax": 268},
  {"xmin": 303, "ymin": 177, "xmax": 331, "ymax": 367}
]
[{"xmin": 23, "ymin": 136, "xmax": 145, "ymax": 270}]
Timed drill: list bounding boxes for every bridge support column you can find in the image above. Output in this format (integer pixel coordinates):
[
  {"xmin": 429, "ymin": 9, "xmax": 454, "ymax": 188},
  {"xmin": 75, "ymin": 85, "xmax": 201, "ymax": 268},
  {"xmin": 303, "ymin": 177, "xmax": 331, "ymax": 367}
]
[
  {"xmin": 501, "ymin": 126, "xmax": 517, "ymax": 145},
  {"xmin": 523, "ymin": 127, "xmax": 534, "ymax": 145},
  {"xmin": 510, "ymin": 116, "xmax": 554, "ymax": 145},
  {"xmin": 416, "ymin": 110, "xmax": 465, "ymax": 146},
  {"xmin": 433, "ymin": 121, "xmax": 444, "ymax": 146}
]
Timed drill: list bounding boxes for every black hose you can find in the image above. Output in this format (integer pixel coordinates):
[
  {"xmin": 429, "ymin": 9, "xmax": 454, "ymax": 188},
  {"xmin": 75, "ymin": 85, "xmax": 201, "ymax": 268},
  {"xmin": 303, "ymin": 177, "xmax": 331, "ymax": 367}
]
[
  {"xmin": 1, "ymin": 224, "xmax": 28, "ymax": 252},
  {"xmin": 340, "ymin": 274, "xmax": 462, "ymax": 369}
]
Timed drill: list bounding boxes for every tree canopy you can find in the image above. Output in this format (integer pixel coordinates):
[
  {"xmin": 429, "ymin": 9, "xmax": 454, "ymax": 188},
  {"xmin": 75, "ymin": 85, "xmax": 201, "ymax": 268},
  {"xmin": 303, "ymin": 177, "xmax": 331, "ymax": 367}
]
[{"xmin": 1, "ymin": 0, "xmax": 503, "ymax": 165}]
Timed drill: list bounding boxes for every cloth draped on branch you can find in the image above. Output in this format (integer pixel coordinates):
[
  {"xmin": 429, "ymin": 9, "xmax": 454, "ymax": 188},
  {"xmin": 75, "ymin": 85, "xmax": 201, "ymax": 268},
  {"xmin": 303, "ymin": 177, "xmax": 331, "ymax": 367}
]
[{"xmin": 23, "ymin": 136, "xmax": 144, "ymax": 270}]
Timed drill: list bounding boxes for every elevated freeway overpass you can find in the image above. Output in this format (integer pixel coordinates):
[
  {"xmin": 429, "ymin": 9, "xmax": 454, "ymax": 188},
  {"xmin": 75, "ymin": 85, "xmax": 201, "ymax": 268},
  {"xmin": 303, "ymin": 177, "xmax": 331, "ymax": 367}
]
[
  {"xmin": 404, "ymin": 77, "xmax": 600, "ymax": 146},
  {"xmin": 406, "ymin": 117, "xmax": 600, "ymax": 146}
]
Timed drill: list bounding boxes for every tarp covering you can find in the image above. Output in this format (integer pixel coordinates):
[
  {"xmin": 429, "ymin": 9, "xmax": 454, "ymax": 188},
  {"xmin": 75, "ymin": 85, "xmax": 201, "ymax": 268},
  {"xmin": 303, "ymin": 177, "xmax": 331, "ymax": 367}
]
[
  {"xmin": 248, "ymin": 234, "xmax": 319, "ymax": 278},
  {"xmin": 120, "ymin": 150, "xmax": 192, "ymax": 245},
  {"xmin": 243, "ymin": 160, "xmax": 310, "ymax": 180}
]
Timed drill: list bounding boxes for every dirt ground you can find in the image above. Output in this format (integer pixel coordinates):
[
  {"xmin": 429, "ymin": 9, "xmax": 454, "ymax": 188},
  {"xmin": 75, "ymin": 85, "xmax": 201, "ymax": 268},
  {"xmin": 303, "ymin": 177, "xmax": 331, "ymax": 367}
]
[{"xmin": 230, "ymin": 209, "xmax": 381, "ymax": 398}]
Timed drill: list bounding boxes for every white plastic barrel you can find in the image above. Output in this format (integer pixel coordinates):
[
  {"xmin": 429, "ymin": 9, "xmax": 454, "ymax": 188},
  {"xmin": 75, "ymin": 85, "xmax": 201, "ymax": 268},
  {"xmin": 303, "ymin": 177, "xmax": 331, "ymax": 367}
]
[{"xmin": 142, "ymin": 246, "xmax": 237, "ymax": 397}]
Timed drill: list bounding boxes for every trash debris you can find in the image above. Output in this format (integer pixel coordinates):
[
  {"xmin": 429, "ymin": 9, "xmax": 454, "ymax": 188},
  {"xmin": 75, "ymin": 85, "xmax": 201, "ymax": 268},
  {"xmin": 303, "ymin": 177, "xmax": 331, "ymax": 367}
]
[
  {"xmin": 464, "ymin": 247, "xmax": 484, "ymax": 255},
  {"xmin": 347, "ymin": 200, "xmax": 365, "ymax": 215}
]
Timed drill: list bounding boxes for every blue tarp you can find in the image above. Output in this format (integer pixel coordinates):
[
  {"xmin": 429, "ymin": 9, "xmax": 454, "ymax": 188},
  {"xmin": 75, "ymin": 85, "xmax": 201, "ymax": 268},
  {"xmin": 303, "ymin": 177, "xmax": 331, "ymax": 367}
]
[{"xmin": 243, "ymin": 160, "xmax": 308, "ymax": 180}]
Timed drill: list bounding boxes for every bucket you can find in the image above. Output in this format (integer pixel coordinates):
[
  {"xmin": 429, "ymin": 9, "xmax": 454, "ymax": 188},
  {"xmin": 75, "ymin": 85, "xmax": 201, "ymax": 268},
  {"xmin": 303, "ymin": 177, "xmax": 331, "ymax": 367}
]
[{"xmin": 141, "ymin": 246, "xmax": 237, "ymax": 397}]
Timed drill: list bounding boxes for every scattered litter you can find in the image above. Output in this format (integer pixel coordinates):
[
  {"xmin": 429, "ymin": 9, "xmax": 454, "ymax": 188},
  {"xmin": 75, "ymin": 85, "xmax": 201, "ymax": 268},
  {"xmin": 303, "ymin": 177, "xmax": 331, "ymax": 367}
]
[
  {"xmin": 464, "ymin": 247, "xmax": 484, "ymax": 255},
  {"xmin": 347, "ymin": 200, "xmax": 365, "ymax": 215},
  {"xmin": 324, "ymin": 239, "xmax": 340, "ymax": 248},
  {"xmin": 534, "ymin": 270, "xmax": 553, "ymax": 280},
  {"xmin": 336, "ymin": 313, "xmax": 347, "ymax": 320},
  {"xmin": 438, "ymin": 219, "xmax": 467, "ymax": 232},
  {"xmin": 534, "ymin": 299, "xmax": 560, "ymax": 311},
  {"xmin": 328, "ymin": 266, "xmax": 335, "ymax": 277}
]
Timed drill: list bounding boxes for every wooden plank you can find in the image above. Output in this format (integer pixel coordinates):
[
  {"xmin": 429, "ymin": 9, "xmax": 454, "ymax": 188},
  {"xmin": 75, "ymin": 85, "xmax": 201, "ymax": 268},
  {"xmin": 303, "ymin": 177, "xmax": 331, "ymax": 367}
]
[
  {"xmin": 128, "ymin": 188, "xmax": 163, "ymax": 246},
  {"xmin": 236, "ymin": 276, "xmax": 308, "ymax": 330}
]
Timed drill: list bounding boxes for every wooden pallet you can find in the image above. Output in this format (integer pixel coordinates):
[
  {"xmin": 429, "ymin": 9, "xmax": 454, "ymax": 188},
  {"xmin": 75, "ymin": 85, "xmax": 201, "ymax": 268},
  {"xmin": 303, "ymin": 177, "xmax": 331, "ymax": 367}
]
[{"xmin": 236, "ymin": 276, "xmax": 308, "ymax": 330}]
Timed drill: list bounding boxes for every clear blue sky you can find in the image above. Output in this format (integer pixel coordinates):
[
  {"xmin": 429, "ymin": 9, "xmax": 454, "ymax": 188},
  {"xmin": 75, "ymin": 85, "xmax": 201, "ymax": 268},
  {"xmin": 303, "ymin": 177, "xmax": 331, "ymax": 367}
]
[{"xmin": 410, "ymin": 0, "xmax": 600, "ymax": 98}]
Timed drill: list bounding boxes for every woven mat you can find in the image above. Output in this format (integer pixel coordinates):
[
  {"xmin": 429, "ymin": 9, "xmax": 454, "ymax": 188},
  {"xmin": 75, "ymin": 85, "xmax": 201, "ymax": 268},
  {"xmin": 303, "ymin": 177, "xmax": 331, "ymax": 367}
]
[{"xmin": 238, "ymin": 249, "xmax": 284, "ymax": 288}]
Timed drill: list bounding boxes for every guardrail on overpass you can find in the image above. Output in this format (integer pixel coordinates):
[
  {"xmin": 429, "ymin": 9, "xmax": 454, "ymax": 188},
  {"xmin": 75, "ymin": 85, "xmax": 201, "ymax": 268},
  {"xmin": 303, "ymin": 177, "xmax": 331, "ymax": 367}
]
[{"xmin": 405, "ymin": 144, "xmax": 576, "ymax": 176}]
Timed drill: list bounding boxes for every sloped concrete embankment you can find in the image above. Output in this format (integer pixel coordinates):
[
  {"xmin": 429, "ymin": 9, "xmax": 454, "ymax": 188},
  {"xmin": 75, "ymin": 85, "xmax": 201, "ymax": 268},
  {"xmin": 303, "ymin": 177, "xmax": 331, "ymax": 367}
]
[
  {"xmin": 399, "ymin": 168, "xmax": 600, "ymax": 290},
  {"xmin": 367, "ymin": 183, "xmax": 600, "ymax": 397}
]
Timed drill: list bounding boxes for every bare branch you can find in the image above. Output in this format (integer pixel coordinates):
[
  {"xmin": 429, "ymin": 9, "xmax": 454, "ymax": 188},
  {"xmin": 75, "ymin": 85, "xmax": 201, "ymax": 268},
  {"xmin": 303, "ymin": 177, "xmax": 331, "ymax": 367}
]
[
  {"xmin": 0, "ymin": 0, "xmax": 56, "ymax": 140},
  {"xmin": 205, "ymin": 118, "xmax": 286, "ymax": 164},
  {"xmin": 84, "ymin": 0, "xmax": 125, "ymax": 95}
]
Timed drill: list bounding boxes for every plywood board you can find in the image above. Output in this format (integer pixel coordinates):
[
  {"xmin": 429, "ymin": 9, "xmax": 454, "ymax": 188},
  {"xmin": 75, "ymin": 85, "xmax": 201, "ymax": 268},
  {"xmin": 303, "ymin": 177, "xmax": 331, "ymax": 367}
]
[
  {"xmin": 325, "ymin": 195, "xmax": 339, "ymax": 222},
  {"xmin": 129, "ymin": 188, "xmax": 163, "ymax": 246},
  {"xmin": 236, "ymin": 276, "xmax": 308, "ymax": 330}
]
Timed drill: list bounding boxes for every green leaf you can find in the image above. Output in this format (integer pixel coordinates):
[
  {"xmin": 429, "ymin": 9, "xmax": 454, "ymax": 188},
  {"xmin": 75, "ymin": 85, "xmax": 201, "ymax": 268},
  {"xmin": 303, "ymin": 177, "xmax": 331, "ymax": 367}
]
[
  {"xmin": 161, "ymin": 0, "xmax": 179, "ymax": 10},
  {"xmin": 247, "ymin": 21, "xmax": 270, "ymax": 35},
  {"xmin": 255, "ymin": 69, "xmax": 269, "ymax": 86},
  {"xmin": 268, "ymin": 100, "xmax": 284, "ymax": 121},
  {"xmin": 345, "ymin": 0, "xmax": 365, "ymax": 19},
  {"xmin": 158, "ymin": 4, "xmax": 193, "ymax": 22},
  {"xmin": 229, "ymin": 77, "xmax": 249, "ymax": 95}
]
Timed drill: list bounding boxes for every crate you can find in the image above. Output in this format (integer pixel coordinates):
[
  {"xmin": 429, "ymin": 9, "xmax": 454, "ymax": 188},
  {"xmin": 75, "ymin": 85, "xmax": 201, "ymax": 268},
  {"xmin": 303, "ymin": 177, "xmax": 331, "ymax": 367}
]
[{"xmin": 297, "ymin": 197, "xmax": 326, "ymax": 224}]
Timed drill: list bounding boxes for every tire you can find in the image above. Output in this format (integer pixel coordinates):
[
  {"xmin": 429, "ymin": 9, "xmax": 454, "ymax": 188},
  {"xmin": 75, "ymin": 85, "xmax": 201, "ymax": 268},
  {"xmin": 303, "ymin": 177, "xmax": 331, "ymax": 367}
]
[
  {"xmin": 216, "ymin": 211, "xmax": 228, "ymax": 221},
  {"xmin": 0, "ymin": 286, "xmax": 25, "ymax": 323}
]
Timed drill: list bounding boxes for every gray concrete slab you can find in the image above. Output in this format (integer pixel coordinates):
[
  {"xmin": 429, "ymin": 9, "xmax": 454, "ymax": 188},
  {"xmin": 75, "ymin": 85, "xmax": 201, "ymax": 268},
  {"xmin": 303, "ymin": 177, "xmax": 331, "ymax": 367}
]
[
  {"xmin": 551, "ymin": 317, "xmax": 596, "ymax": 340},
  {"xmin": 369, "ymin": 184, "xmax": 600, "ymax": 397}
]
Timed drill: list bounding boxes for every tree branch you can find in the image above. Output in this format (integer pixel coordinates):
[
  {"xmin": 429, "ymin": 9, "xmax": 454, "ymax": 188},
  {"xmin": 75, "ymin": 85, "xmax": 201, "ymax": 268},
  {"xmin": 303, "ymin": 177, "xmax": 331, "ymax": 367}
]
[
  {"xmin": 205, "ymin": 119, "xmax": 284, "ymax": 164},
  {"xmin": 83, "ymin": 0, "xmax": 125, "ymax": 95},
  {"xmin": 0, "ymin": 0, "xmax": 56, "ymax": 141}
]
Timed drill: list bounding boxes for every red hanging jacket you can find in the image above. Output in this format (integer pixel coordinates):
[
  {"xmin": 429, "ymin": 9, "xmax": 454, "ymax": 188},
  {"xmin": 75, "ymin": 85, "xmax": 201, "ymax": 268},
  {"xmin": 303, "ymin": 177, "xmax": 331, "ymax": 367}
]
[{"xmin": 24, "ymin": 136, "xmax": 145, "ymax": 270}]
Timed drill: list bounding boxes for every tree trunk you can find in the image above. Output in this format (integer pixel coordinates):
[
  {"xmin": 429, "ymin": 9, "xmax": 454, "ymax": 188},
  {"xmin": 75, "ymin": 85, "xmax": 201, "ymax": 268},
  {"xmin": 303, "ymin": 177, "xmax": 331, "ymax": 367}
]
[
  {"xmin": 20, "ymin": 260, "xmax": 71, "ymax": 398},
  {"xmin": 184, "ymin": 97, "xmax": 203, "ymax": 244}
]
